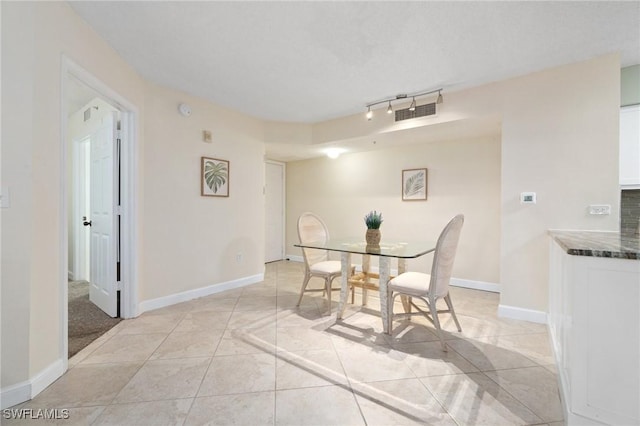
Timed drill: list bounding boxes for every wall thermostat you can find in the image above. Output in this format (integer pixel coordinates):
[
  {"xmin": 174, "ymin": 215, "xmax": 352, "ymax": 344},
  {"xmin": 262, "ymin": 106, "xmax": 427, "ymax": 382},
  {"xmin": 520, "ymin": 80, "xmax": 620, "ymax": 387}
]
[
  {"xmin": 178, "ymin": 103, "xmax": 192, "ymax": 117},
  {"xmin": 520, "ymin": 192, "xmax": 536, "ymax": 204}
]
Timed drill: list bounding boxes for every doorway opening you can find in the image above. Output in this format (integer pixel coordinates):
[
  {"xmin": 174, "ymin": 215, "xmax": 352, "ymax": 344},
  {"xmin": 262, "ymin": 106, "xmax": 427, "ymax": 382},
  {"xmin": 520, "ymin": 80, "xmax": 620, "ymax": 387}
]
[
  {"xmin": 265, "ymin": 161, "xmax": 285, "ymax": 263},
  {"xmin": 62, "ymin": 57, "xmax": 138, "ymax": 363}
]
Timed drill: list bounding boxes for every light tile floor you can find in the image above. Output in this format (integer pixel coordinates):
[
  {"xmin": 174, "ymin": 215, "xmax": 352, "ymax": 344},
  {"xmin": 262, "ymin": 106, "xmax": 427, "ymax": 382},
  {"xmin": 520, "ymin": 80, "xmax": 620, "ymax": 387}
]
[{"xmin": 6, "ymin": 261, "xmax": 564, "ymax": 425}]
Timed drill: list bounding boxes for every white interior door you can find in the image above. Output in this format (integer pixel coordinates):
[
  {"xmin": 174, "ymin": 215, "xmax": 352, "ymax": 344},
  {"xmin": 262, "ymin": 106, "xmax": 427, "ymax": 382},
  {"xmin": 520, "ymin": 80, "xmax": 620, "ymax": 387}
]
[
  {"xmin": 265, "ymin": 162, "xmax": 285, "ymax": 263},
  {"xmin": 72, "ymin": 136, "xmax": 91, "ymax": 281},
  {"xmin": 89, "ymin": 112, "xmax": 118, "ymax": 317}
]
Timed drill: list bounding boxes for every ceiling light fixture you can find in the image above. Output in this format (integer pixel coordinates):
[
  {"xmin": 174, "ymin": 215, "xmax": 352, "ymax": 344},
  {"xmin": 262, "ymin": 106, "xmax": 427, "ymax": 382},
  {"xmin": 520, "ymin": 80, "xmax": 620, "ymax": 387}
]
[
  {"xmin": 365, "ymin": 88, "xmax": 443, "ymax": 120},
  {"xmin": 325, "ymin": 148, "xmax": 345, "ymax": 159}
]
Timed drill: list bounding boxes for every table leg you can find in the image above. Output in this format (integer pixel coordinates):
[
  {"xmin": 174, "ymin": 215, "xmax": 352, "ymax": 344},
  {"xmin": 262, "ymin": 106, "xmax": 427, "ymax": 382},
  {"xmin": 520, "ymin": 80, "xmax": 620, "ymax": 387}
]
[
  {"xmin": 337, "ymin": 252, "xmax": 351, "ymax": 320},
  {"xmin": 379, "ymin": 256, "xmax": 390, "ymax": 334}
]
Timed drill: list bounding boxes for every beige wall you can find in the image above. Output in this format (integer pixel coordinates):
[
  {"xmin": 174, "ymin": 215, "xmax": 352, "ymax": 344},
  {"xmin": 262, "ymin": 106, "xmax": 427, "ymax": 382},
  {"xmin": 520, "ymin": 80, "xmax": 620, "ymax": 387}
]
[
  {"xmin": 2, "ymin": 1, "xmax": 145, "ymax": 391},
  {"xmin": 142, "ymin": 83, "xmax": 265, "ymax": 301},
  {"xmin": 0, "ymin": 0, "xmax": 622, "ymax": 403},
  {"xmin": 285, "ymin": 54, "xmax": 620, "ymax": 316},
  {"xmin": 286, "ymin": 137, "xmax": 502, "ymax": 283},
  {"xmin": 499, "ymin": 55, "xmax": 620, "ymax": 313},
  {"xmin": 1, "ymin": 1, "xmax": 266, "ymax": 396}
]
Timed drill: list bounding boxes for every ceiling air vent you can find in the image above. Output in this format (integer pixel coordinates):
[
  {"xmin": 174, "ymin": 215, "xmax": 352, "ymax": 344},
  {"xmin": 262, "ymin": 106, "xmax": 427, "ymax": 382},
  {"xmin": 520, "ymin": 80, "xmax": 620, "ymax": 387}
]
[{"xmin": 395, "ymin": 102, "xmax": 436, "ymax": 122}]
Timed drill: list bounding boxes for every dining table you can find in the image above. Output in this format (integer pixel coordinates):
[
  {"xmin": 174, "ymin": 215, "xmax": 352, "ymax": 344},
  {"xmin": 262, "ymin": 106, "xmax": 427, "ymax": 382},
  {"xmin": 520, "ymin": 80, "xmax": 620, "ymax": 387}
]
[{"xmin": 294, "ymin": 238, "xmax": 437, "ymax": 333}]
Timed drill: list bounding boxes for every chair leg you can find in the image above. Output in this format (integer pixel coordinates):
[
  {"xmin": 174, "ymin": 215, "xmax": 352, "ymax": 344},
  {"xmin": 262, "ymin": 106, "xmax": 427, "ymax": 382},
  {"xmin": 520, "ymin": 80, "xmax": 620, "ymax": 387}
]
[
  {"xmin": 296, "ymin": 273, "xmax": 311, "ymax": 306},
  {"xmin": 428, "ymin": 299, "xmax": 448, "ymax": 352},
  {"xmin": 324, "ymin": 277, "xmax": 333, "ymax": 306},
  {"xmin": 444, "ymin": 293, "xmax": 462, "ymax": 332},
  {"xmin": 401, "ymin": 296, "xmax": 411, "ymax": 315}
]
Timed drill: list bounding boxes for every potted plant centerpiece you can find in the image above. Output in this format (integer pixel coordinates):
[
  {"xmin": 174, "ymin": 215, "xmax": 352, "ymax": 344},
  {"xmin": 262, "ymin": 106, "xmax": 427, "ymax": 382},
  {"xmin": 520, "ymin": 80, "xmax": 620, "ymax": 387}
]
[{"xmin": 364, "ymin": 210, "xmax": 383, "ymax": 247}]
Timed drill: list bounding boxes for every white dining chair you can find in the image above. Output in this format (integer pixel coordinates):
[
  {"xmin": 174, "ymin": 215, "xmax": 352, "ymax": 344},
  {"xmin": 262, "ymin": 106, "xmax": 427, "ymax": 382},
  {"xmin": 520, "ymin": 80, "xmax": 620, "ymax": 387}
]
[
  {"xmin": 296, "ymin": 212, "xmax": 352, "ymax": 310},
  {"xmin": 387, "ymin": 214, "xmax": 464, "ymax": 351}
]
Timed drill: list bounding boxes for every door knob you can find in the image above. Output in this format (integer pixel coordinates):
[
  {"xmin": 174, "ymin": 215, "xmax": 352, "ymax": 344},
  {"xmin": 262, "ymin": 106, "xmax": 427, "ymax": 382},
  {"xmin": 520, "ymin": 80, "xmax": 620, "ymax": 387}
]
[{"xmin": 82, "ymin": 216, "xmax": 92, "ymax": 227}]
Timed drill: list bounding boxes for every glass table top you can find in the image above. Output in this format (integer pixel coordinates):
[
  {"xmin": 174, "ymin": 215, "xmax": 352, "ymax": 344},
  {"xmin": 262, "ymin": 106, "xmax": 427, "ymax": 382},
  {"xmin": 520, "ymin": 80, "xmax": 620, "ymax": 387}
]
[{"xmin": 295, "ymin": 237, "xmax": 437, "ymax": 258}]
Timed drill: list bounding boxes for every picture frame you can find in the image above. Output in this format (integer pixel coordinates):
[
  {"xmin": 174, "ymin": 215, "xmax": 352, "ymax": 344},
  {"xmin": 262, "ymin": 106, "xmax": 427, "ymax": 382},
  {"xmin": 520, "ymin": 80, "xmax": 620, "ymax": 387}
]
[
  {"xmin": 402, "ymin": 168, "xmax": 427, "ymax": 201},
  {"xmin": 201, "ymin": 157, "xmax": 229, "ymax": 197}
]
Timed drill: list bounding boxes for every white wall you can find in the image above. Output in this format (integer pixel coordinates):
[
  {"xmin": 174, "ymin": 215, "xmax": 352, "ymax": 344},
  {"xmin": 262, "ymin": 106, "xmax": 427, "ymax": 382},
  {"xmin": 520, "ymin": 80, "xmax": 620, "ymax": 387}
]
[
  {"xmin": 142, "ymin": 83, "xmax": 265, "ymax": 302},
  {"xmin": 1, "ymin": 2, "xmax": 267, "ymax": 403},
  {"xmin": 1, "ymin": 1, "xmax": 146, "ymax": 396},
  {"xmin": 0, "ymin": 0, "xmax": 621, "ymax": 406},
  {"xmin": 499, "ymin": 55, "xmax": 620, "ymax": 314},
  {"xmin": 285, "ymin": 54, "xmax": 621, "ymax": 319},
  {"xmin": 286, "ymin": 137, "xmax": 502, "ymax": 284}
]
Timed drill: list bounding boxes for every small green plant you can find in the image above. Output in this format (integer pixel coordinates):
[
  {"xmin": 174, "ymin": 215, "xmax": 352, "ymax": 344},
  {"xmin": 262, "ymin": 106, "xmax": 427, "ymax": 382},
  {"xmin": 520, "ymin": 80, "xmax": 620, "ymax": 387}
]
[{"xmin": 364, "ymin": 210, "xmax": 383, "ymax": 229}]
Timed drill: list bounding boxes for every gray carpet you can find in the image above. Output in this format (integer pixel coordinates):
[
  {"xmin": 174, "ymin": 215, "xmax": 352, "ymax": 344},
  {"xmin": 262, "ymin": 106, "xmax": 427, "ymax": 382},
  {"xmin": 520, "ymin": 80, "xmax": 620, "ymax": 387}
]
[{"xmin": 68, "ymin": 280, "xmax": 121, "ymax": 358}]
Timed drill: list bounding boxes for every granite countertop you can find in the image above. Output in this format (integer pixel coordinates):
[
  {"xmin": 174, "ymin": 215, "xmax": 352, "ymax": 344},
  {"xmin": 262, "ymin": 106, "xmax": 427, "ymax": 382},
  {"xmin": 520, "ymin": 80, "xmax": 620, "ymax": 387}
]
[{"xmin": 548, "ymin": 230, "xmax": 640, "ymax": 260}]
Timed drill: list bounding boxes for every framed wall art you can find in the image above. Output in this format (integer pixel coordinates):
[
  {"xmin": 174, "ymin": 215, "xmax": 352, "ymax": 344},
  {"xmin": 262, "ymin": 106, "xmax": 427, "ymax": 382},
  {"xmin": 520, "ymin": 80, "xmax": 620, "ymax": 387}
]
[
  {"xmin": 201, "ymin": 157, "xmax": 229, "ymax": 197},
  {"xmin": 402, "ymin": 168, "xmax": 427, "ymax": 201}
]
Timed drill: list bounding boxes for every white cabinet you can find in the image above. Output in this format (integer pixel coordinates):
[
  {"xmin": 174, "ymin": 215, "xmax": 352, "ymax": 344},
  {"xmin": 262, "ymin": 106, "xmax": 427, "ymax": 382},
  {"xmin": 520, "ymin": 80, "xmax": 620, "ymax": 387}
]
[
  {"xmin": 620, "ymin": 105, "xmax": 640, "ymax": 187},
  {"xmin": 548, "ymin": 240, "xmax": 640, "ymax": 425}
]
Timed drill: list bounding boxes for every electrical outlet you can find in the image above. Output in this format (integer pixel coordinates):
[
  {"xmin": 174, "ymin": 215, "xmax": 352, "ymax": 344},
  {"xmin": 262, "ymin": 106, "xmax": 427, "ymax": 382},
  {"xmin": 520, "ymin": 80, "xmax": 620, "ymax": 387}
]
[
  {"xmin": 589, "ymin": 204, "xmax": 611, "ymax": 215},
  {"xmin": 236, "ymin": 253, "xmax": 243, "ymax": 263}
]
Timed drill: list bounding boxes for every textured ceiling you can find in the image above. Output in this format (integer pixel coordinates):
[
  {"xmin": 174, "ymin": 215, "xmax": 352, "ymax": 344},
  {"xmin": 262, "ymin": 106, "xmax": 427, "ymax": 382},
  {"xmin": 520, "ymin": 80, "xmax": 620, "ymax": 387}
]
[{"xmin": 69, "ymin": 1, "xmax": 640, "ymax": 124}]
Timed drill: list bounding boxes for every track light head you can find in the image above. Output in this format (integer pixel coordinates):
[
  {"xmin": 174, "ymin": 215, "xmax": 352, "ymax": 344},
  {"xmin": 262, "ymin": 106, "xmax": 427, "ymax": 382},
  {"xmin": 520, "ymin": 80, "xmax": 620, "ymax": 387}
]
[
  {"xmin": 365, "ymin": 88, "xmax": 442, "ymax": 121},
  {"xmin": 409, "ymin": 97, "xmax": 416, "ymax": 112}
]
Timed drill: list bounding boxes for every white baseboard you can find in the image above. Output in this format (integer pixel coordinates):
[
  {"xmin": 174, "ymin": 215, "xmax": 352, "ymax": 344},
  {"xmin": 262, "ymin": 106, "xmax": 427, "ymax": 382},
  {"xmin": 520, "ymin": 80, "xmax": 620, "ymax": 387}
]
[
  {"xmin": 138, "ymin": 273, "xmax": 264, "ymax": 314},
  {"xmin": 30, "ymin": 359, "xmax": 65, "ymax": 398},
  {"xmin": 1, "ymin": 380, "xmax": 31, "ymax": 410},
  {"xmin": 450, "ymin": 278, "xmax": 500, "ymax": 293},
  {"xmin": 287, "ymin": 255, "xmax": 500, "ymax": 293},
  {"xmin": 1, "ymin": 359, "xmax": 65, "ymax": 409},
  {"xmin": 498, "ymin": 304, "xmax": 547, "ymax": 324}
]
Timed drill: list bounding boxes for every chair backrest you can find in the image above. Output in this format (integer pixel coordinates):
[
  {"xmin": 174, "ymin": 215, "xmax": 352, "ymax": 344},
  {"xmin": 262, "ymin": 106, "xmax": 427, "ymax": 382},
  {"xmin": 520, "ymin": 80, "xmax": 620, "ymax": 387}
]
[
  {"xmin": 429, "ymin": 214, "xmax": 464, "ymax": 299},
  {"xmin": 297, "ymin": 212, "xmax": 330, "ymax": 267}
]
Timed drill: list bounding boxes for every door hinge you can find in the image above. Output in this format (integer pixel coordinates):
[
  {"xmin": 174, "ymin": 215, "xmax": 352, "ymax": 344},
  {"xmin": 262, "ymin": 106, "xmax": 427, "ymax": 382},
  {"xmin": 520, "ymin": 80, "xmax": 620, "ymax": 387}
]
[{"xmin": 116, "ymin": 205, "xmax": 122, "ymax": 215}]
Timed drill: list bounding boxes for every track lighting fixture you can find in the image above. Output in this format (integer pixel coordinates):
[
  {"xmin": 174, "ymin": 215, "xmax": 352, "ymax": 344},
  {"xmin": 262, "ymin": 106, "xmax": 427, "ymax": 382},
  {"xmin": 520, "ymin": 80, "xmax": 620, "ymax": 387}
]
[{"xmin": 365, "ymin": 88, "xmax": 443, "ymax": 120}]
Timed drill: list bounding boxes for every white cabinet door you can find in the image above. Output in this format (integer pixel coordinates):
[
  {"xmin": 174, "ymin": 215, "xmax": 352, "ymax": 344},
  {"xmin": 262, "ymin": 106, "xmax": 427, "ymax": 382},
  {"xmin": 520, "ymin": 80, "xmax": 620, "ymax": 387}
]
[{"xmin": 620, "ymin": 105, "xmax": 640, "ymax": 187}]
